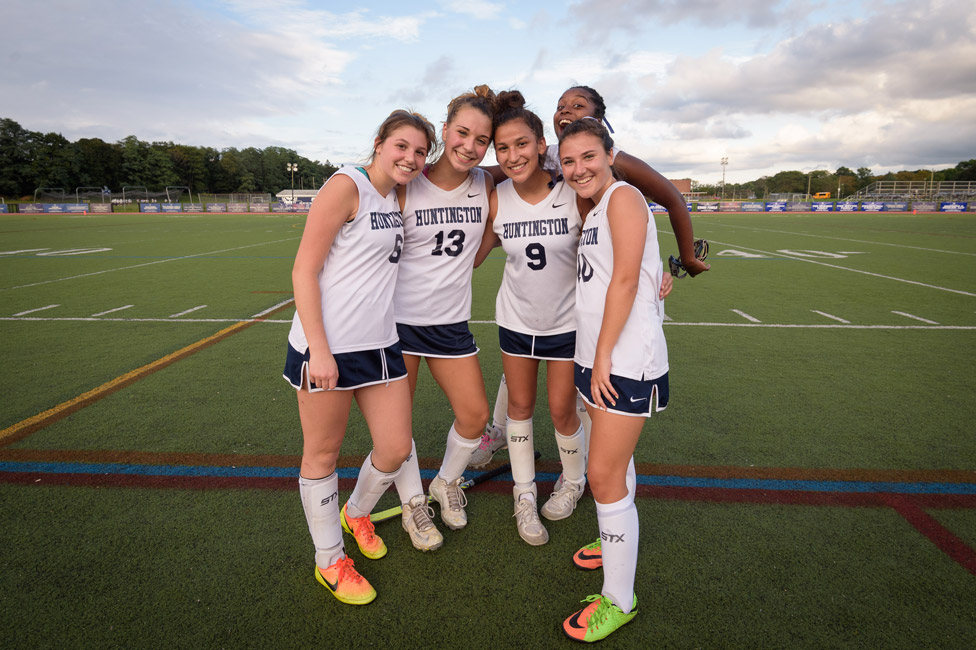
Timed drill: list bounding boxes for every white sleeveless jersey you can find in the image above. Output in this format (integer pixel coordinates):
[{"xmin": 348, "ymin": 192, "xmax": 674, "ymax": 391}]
[
  {"xmin": 575, "ymin": 181, "xmax": 668, "ymax": 380},
  {"xmin": 493, "ymin": 178, "xmax": 581, "ymax": 335},
  {"xmin": 394, "ymin": 168, "xmax": 490, "ymax": 325},
  {"xmin": 288, "ymin": 167, "xmax": 404, "ymax": 354}
]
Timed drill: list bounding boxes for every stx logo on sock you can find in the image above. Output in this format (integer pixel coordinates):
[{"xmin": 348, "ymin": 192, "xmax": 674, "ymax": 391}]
[
  {"xmin": 510, "ymin": 435, "xmax": 529, "ymax": 443},
  {"xmin": 559, "ymin": 447, "xmax": 579, "ymax": 454},
  {"xmin": 320, "ymin": 491, "xmax": 338, "ymax": 507},
  {"xmin": 601, "ymin": 530, "xmax": 625, "ymax": 543}
]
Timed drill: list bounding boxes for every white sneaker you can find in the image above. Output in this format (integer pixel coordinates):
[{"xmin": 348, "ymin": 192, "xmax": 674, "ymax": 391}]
[
  {"xmin": 541, "ymin": 474, "xmax": 585, "ymax": 521},
  {"xmin": 467, "ymin": 424, "xmax": 507, "ymax": 469},
  {"xmin": 429, "ymin": 476, "xmax": 468, "ymax": 530},
  {"xmin": 513, "ymin": 484, "xmax": 548, "ymax": 546},
  {"xmin": 401, "ymin": 495, "xmax": 444, "ymax": 552}
]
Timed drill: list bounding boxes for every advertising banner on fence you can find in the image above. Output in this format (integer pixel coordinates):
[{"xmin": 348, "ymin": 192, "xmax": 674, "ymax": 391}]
[
  {"xmin": 811, "ymin": 202, "xmax": 834, "ymax": 212},
  {"xmin": 788, "ymin": 202, "xmax": 812, "ymax": 211},
  {"xmin": 697, "ymin": 202, "xmax": 719, "ymax": 212},
  {"xmin": 90, "ymin": 203, "xmax": 112, "ymax": 213},
  {"xmin": 884, "ymin": 202, "xmax": 908, "ymax": 212},
  {"xmin": 20, "ymin": 204, "xmax": 44, "ymax": 213},
  {"xmin": 0, "ymin": 204, "xmax": 7, "ymax": 213},
  {"xmin": 720, "ymin": 202, "xmax": 739, "ymax": 212},
  {"xmin": 227, "ymin": 202, "xmax": 248, "ymax": 213},
  {"xmin": 206, "ymin": 203, "xmax": 227, "ymax": 212},
  {"xmin": 740, "ymin": 202, "xmax": 764, "ymax": 212},
  {"xmin": 861, "ymin": 202, "xmax": 885, "ymax": 212},
  {"xmin": 139, "ymin": 203, "xmax": 160, "ymax": 213},
  {"xmin": 647, "ymin": 202, "xmax": 667, "ymax": 213},
  {"xmin": 249, "ymin": 204, "xmax": 269, "ymax": 213},
  {"xmin": 940, "ymin": 202, "xmax": 968, "ymax": 212},
  {"xmin": 161, "ymin": 203, "xmax": 183, "ymax": 213},
  {"xmin": 765, "ymin": 201, "xmax": 787, "ymax": 212},
  {"xmin": 912, "ymin": 201, "xmax": 936, "ymax": 212},
  {"xmin": 38, "ymin": 203, "xmax": 90, "ymax": 213},
  {"xmin": 836, "ymin": 201, "xmax": 859, "ymax": 212},
  {"xmin": 184, "ymin": 203, "xmax": 204, "ymax": 213}
]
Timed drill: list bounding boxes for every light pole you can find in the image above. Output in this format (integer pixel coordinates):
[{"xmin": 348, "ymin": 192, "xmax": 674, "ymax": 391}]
[
  {"xmin": 287, "ymin": 163, "xmax": 298, "ymax": 203},
  {"xmin": 807, "ymin": 171, "xmax": 813, "ymax": 200},
  {"xmin": 720, "ymin": 157, "xmax": 728, "ymax": 200}
]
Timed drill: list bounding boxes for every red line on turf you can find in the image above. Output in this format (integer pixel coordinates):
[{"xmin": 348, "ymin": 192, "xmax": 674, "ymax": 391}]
[{"xmin": 883, "ymin": 494, "xmax": 976, "ymax": 577}]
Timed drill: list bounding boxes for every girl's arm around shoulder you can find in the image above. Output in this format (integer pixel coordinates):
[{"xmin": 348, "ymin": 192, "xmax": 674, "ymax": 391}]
[
  {"xmin": 613, "ymin": 151, "xmax": 709, "ymax": 276},
  {"xmin": 474, "ymin": 187, "xmax": 501, "ymax": 268}
]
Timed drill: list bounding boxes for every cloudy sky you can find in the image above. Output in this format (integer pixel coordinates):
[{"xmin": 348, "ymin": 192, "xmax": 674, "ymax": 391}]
[{"xmin": 3, "ymin": 0, "xmax": 974, "ymax": 184}]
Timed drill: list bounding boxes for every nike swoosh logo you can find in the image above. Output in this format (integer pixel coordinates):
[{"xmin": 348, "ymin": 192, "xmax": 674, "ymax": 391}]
[
  {"xmin": 318, "ymin": 569, "xmax": 339, "ymax": 592},
  {"xmin": 577, "ymin": 550, "xmax": 601, "ymax": 561},
  {"xmin": 567, "ymin": 609, "xmax": 587, "ymax": 630},
  {"xmin": 552, "ymin": 202, "xmax": 567, "ymax": 208},
  {"xmin": 467, "ymin": 193, "xmax": 481, "ymax": 198},
  {"xmin": 630, "ymin": 396, "xmax": 648, "ymax": 403}
]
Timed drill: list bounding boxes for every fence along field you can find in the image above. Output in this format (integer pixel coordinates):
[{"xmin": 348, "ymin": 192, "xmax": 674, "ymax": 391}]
[{"xmin": 0, "ymin": 210, "xmax": 974, "ymax": 649}]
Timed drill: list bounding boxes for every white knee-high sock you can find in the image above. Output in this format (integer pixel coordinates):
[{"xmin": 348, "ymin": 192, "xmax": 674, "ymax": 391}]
[
  {"xmin": 596, "ymin": 494, "xmax": 639, "ymax": 614},
  {"xmin": 507, "ymin": 416, "xmax": 535, "ymax": 490},
  {"xmin": 577, "ymin": 393, "xmax": 592, "ymax": 461},
  {"xmin": 555, "ymin": 422, "xmax": 586, "ymax": 485},
  {"xmin": 299, "ymin": 472, "xmax": 344, "ymax": 568},
  {"xmin": 393, "ymin": 439, "xmax": 424, "ymax": 504},
  {"xmin": 492, "ymin": 375, "xmax": 508, "ymax": 433},
  {"xmin": 626, "ymin": 456, "xmax": 636, "ymax": 500},
  {"xmin": 346, "ymin": 452, "xmax": 400, "ymax": 518},
  {"xmin": 438, "ymin": 424, "xmax": 481, "ymax": 483}
]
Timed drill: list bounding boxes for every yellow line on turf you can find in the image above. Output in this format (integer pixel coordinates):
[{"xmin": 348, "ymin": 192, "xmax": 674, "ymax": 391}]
[{"xmin": 0, "ymin": 300, "xmax": 294, "ymax": 445}]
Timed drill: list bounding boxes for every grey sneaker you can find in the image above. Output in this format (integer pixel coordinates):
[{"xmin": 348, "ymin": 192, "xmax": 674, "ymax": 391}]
[
  {"xmin": 541, "ymin": 474, "xmax": 585, "ymax": 521},
  {"xmin": 513, "ymin": 484, "xmax": 548, "ymax": 546},
  {"xmin": 467, "ymin": 424, "xmax": 507, "ymax": 469},
  {"xmin": 429, "ymin": 476, "xmax": 468, "ymax": 530},
  {"xmin": 401, "ymin": 495, "xmax": 444, "ymax": 551}
]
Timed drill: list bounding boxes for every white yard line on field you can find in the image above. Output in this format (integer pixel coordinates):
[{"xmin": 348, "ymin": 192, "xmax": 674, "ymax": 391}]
[
  {"xmin": 731, "ymin": 309, "xmax": 762, "ymax": 323},
  {"xmin": 891, "ymin": 311, "xmax": 940, "ymax": 325},
  {"xmin": 2, "ymin": 315, "xmax": 975, "ymax": 330},
  {"xmin": 13, "ymin": 304, "xmax": 59, "ymax": 316},
  {"xmin": 169, "ymin": 305, "xmax": 208, "ymax": 318},
  {"xmin": 91, "ymin": 305, "xmax": 134, "ymax": 317},
  {"xmin": 0, "ymin": 237, "xmax": 301, "ymax": 292},
  {"xmin": 811, "ymin": 310, "xmax": 851, "ymax": 324},
  {"xmin": 680, "ymin": 222, "xmax": 976, "ymax": 257},
  {"xmin": 702, "ymin": 240, "xmax": 976, "ymax": 297}
]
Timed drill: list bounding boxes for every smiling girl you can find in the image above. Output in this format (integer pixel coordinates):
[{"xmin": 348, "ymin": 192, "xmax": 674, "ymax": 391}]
[
  {"xmin": 285, "ymin": 110, "xmax": 437, "ymax": 605},
  {"xmin": 558, "ymin": 117, "xmax": 669, "ymax": 641},
  {"xmin": 390, "ymin": 86, "xmax": 497, "ymax": 536}
]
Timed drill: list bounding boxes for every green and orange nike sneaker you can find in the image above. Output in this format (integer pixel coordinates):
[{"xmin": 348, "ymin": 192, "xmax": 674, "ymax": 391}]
[{"xmin": 563, "ymin": 594, "xmax": 638, "ymax": 643}]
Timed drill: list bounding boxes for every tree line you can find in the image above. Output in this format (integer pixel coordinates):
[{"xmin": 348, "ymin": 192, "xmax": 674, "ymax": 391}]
[
  {"xmin": 0, "ymin": 118, "xmax": 339, "ymax": 199},
  {"xmin": 693, "ymin": 160, "xmax": 976, "ymax": 199},
  {"xmin": 1, "ymin": 116, "xmax": 972, "ymax": 201}
]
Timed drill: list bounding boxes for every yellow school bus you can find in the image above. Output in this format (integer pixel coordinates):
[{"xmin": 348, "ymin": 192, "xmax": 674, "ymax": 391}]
[{"xmin": 812, "ymin": 192, "xmax": 831, "ymax": 199}]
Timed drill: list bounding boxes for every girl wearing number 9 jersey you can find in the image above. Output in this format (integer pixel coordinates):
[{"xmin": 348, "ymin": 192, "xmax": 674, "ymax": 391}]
[{"xmin": 474, "ymin": 90, "xmax": 590, "ymax": 545}]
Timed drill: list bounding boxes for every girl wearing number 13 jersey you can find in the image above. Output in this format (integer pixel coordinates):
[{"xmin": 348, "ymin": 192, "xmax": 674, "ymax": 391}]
[{"xmin": 390, "ymin": 86, "xmax": 498, "ymax": 534}]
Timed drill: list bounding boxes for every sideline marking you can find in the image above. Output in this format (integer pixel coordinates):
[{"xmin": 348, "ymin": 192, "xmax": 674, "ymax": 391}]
[{"xmin": 0, "ymin": 298, "xmax": 295, "ymax": 446}]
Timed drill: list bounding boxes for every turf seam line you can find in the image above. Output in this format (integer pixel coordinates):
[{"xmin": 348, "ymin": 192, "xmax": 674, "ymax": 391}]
[{"xmin": 0, "ymin": 298, "xmax": 295, "ymax": 447}]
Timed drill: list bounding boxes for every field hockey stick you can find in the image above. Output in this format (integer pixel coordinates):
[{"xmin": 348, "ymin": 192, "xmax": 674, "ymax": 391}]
[
  {"xmin": 369, "ymin": 450, "xmax": 541, "ymax": 524},
  {"xmin": 668, "ymin": 238, "xmax": 709, "ymax": 278}
]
